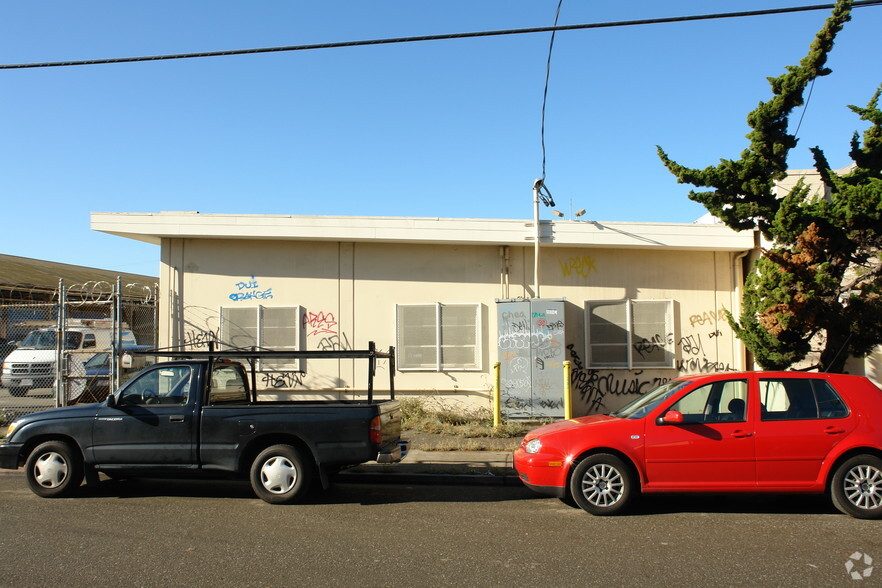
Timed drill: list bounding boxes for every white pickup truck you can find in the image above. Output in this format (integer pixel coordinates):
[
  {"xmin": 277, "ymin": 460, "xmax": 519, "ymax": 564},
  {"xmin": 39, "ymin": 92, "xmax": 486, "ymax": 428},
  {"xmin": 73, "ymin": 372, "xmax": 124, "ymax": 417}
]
[{"xmin": 1, "ymin": 322, "xmax": 136, "ymax": 397}]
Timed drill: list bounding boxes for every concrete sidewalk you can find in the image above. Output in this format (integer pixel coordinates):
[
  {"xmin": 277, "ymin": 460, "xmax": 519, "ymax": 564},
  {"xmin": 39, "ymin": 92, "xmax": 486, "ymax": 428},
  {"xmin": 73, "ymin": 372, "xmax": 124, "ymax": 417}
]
[{"xmin": 1, "ymin": 449, "xmax": 521, "ymax": 486}]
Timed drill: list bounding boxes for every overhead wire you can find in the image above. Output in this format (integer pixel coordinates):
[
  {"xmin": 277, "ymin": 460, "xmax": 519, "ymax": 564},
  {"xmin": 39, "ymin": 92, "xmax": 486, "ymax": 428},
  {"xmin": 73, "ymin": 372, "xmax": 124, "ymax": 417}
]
[
  {"xmin": 539, "ymin": 0, "xmax": 564, "ymax": 185},
  {"xmin": 1, "ymin": 1, "xmax": 881, "ymax": 70}
]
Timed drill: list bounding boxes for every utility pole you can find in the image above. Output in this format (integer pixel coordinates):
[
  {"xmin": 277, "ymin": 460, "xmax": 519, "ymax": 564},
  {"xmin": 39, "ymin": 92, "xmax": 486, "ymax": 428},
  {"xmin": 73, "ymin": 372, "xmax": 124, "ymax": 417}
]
[{"xmin": 532, "ymin": 178, "xmax": 555, "ymax": 298}]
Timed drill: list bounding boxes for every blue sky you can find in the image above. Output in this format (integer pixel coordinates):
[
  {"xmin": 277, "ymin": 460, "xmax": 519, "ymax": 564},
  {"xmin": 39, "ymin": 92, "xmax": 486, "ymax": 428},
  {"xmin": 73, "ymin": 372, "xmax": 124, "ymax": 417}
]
[{"xmin": 1, "ymin": 1, "xmax": 880, "ymax": 276}]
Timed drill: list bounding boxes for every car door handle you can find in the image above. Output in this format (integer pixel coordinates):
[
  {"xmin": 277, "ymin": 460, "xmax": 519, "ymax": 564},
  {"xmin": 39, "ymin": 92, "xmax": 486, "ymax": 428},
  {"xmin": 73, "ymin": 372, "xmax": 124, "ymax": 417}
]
[
  {"xmin": 732, "ymin": 430, "xmax": 753, "ymax": 438},
  {"xmin": 824, "ymin": 426, "xmax": 845, "ymax": 435},
  {"xmin": 169, "ymin": 415, "xmax": 186, "ymax": 423}
]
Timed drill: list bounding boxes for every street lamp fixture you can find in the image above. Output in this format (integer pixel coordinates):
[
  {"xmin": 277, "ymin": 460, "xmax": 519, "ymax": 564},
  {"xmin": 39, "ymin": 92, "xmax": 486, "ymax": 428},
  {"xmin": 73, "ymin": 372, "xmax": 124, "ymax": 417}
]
[{"xmin": 551, "ymin": 204, "xmax": 588, "ymax": 221}]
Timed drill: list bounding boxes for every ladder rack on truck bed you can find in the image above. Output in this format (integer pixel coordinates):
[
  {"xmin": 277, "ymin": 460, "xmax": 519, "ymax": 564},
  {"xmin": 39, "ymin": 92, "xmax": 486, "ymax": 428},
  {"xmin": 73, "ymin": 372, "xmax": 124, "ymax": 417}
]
[{"xmin": 133, "ymin": 341, "xmax": 395, "ymax": 404}]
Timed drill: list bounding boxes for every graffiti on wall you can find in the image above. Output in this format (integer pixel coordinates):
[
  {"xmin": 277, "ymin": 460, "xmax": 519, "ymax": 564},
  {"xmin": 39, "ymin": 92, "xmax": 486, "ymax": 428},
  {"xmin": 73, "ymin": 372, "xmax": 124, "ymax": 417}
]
[
  {"xmin": 183, "ymin": 327, "xmax": 219, "ymax": 349},
  {"xmin": 180, "ymin": 303, "xmax": 356, "ymax": 391},
  {"xmin": 303, "ymin": 311, "xmax": 338, "ymax": 336},
  {"xmin": 261, "ymin": 371, "xmax": 306, "ymax": 389},
  {"xmin": 228, "ymin": 277, "xmax": 273, "ymax": 302},
  {"xmin": 567, "ymin": 316, "xmax": 736, "ymax": 414},
  {"xmin": 558, "ymin": 255, "xmax": 597, "ymax": 279},
  {"xmin": 688, "ymin": 308, "xmax": 728, "ymax": 327}
]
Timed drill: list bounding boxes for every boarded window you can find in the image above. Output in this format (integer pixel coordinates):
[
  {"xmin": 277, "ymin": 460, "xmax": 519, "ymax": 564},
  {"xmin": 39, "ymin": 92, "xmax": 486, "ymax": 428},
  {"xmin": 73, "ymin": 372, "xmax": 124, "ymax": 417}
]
[
  {"xmin": 397, "ymin": 303, "xmax": 481, "ymax": 371},
  {"xmin": 585, "ymin": 300, "xmax": 675, "ymax": 369},
  {"xmin": 219, "ymin": 306, "xmax": 303, "ymax": 372}
]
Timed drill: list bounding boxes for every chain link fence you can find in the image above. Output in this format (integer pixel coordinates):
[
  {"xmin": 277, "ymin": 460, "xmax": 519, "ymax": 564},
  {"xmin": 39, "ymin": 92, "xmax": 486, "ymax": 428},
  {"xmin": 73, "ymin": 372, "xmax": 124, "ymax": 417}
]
[{"xmin": 0, "ymin": 279, "xmax": 157, "ymax": 425}]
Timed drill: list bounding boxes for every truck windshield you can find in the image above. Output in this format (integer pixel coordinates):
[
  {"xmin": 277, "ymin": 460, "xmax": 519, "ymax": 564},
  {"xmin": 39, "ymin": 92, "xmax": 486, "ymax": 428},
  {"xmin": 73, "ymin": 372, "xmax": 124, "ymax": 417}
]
[
  {"xmin": 610, "ymin": 380, "xmax": 691, "ymax": 420},
  {"xmin": 20, "ymin": 330, "xmax": 83, "ymax": 350}
]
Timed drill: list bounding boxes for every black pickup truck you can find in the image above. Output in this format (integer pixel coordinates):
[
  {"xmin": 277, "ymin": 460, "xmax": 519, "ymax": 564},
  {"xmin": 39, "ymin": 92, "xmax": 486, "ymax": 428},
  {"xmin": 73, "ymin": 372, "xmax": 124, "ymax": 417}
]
[{"xmin": 0, "ymin": 344, "xmax": 408, "ymax": 504}]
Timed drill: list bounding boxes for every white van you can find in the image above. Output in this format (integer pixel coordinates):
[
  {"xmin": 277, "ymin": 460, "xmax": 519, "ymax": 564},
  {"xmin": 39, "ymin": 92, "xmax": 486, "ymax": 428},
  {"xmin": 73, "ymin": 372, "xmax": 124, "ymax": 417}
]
[{"xmin": 1, "ymin": 321, "xmax": 136, "ymax": 397}]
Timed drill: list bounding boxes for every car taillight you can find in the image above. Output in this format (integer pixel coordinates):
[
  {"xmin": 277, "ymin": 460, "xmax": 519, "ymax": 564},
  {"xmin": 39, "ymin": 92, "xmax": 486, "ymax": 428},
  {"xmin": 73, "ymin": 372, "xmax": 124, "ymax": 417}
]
[{"xmin": 370, "ymin": 415, "xmax": 382, "ymax": 444}]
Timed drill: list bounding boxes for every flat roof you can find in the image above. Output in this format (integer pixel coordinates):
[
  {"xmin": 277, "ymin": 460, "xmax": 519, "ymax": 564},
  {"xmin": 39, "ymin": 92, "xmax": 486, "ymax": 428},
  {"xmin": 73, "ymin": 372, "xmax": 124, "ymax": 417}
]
[
  {"xmin": 91, "ymin": 211, "xmax": 757, "ymax": 252},
  {"xmin": 0, "ymin": 253, "xmax": 155, "ymax": 290}
]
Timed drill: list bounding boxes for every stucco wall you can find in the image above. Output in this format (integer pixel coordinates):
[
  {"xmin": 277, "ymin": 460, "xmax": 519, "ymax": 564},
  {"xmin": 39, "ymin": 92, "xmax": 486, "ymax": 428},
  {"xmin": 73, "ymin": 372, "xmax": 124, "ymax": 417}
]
[{"xmin": 160, "ymin": 237, "xmax": 746, "ymax": 416}]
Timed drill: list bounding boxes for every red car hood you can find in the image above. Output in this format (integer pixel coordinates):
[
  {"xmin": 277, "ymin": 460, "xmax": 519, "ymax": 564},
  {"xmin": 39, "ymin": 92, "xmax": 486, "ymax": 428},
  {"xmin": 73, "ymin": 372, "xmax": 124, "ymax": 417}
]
[{"xmin": 525, "ymin": 414, "xmax": 619, "ymax": 438}]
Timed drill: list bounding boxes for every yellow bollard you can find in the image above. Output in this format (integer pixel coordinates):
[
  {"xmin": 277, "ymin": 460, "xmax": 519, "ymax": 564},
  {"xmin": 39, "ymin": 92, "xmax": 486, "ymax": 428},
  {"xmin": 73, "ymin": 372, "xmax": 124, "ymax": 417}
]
[
  {"xmin": 563, "ymin": 360, "xmax": 572, "ymax": 420},
  {"xmin": 493, "ymin": 361, "xmax": 502, "ymax": 428}
]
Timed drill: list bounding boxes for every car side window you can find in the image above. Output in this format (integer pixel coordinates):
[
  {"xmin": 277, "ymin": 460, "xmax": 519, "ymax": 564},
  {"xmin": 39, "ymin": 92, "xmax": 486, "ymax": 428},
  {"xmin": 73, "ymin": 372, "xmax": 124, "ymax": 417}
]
[
  {"xmin": 667, "ymin": 379, "xmax": 748, "ymax": 424},
  {"xmin": 759, "ymin": 378, "xmax": 848, "ymax": 421},
  {"xmin": 118, "ymin": 366, "xmax": 192, "ymax": 406}
]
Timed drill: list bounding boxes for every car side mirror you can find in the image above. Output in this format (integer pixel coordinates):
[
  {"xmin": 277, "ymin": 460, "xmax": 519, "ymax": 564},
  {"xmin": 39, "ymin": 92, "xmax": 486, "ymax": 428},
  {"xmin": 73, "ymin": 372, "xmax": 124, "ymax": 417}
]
[
  {"xmin": 659, "ymin": 410, "xmax": 684, "ymax": 425},
  {"xmin": 106, "ymin": 394, "xmax": 116, "ymax": 409}
]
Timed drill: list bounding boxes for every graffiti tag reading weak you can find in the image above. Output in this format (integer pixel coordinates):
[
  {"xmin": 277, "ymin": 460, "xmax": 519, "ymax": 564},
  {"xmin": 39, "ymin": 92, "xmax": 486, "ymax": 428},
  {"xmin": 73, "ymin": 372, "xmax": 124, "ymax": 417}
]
[
  {"xmin": 303, "ymin": 311, "xmax": 338, "ymax": 336},
  {"xmin": 559, "ymin": 255, "xmax": 597, "ymax": 279},
  {"xmin": 228, "ymin": 276, "xmax": 273, "ymax": 302}
]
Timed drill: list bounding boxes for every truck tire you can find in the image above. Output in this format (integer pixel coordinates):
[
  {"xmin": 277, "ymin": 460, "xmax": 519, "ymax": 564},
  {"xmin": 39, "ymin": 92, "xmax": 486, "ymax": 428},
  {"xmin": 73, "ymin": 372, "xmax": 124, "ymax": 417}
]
[
  {"xmin": 25, "ymin": 441, "xmax": 84, "ymax": 498},
  {"xmin": 8, "ymin": 387, "xmax": 28, "ymax": 398},
  {"xmin": 250, "ymin": 444, "xmax": 312, "ymax": 504}
]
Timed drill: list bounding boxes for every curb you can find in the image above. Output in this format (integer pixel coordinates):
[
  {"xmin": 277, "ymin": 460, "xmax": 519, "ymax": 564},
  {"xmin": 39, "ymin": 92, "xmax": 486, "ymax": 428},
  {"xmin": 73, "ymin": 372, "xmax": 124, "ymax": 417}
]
[{"xmin": 335, "ymin": 470, "xmax": 523, "ymax": 486}]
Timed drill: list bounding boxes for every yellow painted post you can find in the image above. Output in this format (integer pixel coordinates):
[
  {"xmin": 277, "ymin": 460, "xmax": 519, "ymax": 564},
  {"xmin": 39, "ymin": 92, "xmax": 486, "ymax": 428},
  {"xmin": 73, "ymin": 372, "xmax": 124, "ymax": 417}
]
[
  {"xmin": 493, "ymin": 361, "xmax": 502, "ymax": 428},
  {"xmin": 563, "ymin": 360, "xmax": 572, "ymax": 420}
]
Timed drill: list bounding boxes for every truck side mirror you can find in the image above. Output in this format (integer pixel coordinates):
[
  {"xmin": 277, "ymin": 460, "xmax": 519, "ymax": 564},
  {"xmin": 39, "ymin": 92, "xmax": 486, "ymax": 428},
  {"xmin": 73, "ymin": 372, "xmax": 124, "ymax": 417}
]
[{"xmin": 106, "ymin": 394, "xmax": 116, "ymax": 408}]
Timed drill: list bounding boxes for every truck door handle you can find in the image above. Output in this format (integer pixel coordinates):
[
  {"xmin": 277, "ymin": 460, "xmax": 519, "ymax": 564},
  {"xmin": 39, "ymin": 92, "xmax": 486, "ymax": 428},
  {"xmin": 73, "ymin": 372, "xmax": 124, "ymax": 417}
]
[{"xmin": 169, "ymin": 415, "xmax": 186, "ymax": 423}]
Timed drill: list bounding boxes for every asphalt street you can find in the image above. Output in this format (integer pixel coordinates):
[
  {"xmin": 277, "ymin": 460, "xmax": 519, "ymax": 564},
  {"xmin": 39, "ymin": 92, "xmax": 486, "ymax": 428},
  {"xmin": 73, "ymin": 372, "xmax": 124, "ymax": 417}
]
[{"xmin": 1, "ymin": 474, "xmax": 879, "ymax": 587}]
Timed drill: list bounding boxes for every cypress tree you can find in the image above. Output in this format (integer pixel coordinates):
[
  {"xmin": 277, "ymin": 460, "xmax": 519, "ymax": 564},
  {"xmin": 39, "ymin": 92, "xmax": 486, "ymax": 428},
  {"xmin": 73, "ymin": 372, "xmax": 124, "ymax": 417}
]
[{"xmin": 658, "ymin": 0, "xmax": 882, "ymax": 372}]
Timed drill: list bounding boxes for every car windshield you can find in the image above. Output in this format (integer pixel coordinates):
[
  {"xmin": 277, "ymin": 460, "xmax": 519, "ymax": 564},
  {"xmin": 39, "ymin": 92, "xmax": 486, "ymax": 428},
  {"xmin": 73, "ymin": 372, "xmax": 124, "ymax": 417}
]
[
  {"xmin": 84, "ymin": 352, "xmax": 109, "ymax": 369},
  {"xmin": 610, "ymin": 380, "xmax": 691, "ymax": 420},
  {"xmin": 20, "ymin": 330, "xmax": 83, "ymax": 350}
]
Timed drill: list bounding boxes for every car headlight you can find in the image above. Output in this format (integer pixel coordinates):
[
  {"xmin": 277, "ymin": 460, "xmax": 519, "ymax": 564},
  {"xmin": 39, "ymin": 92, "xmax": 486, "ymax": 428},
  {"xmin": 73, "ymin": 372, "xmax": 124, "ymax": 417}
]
[
  {"xmin": 2, "ymin": 421, "xmax": 16, "ymax": 441},
  {"xmin": 525, "ymin": 438, "xmax": 542, "ymax": 454}
]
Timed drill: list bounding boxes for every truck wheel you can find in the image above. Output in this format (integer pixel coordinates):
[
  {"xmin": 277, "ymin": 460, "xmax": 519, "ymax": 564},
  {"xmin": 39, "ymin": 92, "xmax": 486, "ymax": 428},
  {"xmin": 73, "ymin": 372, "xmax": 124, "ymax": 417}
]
[
  {"xmin": 250, "ymin": 444, "xmax": 312, "ymax": 504},
  {"xmin": 8, "ymin": 387, "xmax": 28, "ymax": 398},
  {"xmin": 25, "ymin": 441, "xmax": 84, "ymax": 498}
]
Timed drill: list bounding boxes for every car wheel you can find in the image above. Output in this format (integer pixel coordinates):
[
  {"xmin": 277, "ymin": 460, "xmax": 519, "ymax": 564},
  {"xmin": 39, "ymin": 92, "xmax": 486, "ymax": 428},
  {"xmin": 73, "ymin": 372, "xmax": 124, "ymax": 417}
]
[
  {"xmin": 25, "ymin": 441, "xmax": 84, "ymax": 498},
  {"xmin": 569, "ymin": 453, "xmax": 635, "ymax": 516},
  {"xmin": 831, "ymin": 455, "xmax": 882, "ymax": 519},
  {"xmin": 8, "ymin": 387, "xmax": 28, "ymax": 397},
  {"xmin": 250, "ymin": 444, "xmax": 311, "ymax": 504}
]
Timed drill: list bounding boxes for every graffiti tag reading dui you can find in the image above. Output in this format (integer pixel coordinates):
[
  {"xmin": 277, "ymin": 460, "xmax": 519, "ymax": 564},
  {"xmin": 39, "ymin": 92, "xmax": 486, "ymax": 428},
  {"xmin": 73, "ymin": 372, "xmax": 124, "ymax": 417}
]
[{"xmin": 228, "ymin": 276, "xmax": 273, "ymax": 302}]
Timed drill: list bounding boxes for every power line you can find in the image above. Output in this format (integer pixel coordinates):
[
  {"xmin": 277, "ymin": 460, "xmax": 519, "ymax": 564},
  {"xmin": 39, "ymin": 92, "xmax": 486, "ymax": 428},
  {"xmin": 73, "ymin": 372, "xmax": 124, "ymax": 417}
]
[
  {"xmin": 2, "ymin": 1, "xmax": 881, "ymax": 70},
  {"xmin": 540, "ymin": 0, "xmax": 565, "ymax": 183}
]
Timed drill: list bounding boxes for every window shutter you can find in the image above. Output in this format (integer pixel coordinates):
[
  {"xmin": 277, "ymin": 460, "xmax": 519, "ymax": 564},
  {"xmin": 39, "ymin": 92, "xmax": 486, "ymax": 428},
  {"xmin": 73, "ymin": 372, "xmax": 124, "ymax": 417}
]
[
  {"xmin": 586, "ymin": 301, "xmax": 629, "ymax": 368},
  {"xmin": 397, "ymin": 304, "xmax": 439, "ymax": 369}
]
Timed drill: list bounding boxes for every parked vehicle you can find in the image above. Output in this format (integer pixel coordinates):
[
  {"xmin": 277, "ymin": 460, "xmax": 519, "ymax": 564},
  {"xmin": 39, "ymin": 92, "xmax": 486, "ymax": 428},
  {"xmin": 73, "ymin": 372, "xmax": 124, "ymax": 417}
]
[
  {"xmin": 0, "ymin": 344, "xmax": 408, "ymax": 504},
  {"xmin": 1, "ymin": 321, "xmax": 136, "ymax": 397},
  {"xmin": 0, "ymin": 337, "xmax": 16, "ymax": 363},
  {"xmin": 514, "ymin": 371, "xmax": 882, "ymax": 518},
  {"xmin": 73, "ymin": 345, "xmax": 155, "ymax": 404}
]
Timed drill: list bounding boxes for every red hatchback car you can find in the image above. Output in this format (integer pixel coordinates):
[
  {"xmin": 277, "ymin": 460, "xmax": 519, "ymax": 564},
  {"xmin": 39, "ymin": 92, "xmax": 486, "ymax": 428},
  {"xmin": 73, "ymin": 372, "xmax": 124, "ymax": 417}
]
[{"xmin": 514, "ymin": 372, "xmax": 882, "ymax": 518}]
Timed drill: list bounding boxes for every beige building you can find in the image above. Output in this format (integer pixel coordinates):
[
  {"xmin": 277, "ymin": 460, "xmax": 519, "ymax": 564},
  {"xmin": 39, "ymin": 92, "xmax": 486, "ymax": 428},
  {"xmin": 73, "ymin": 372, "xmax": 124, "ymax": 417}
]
[{"xmin": 93, "ymin": 211, "xmax": 761, "ymax": 417}]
